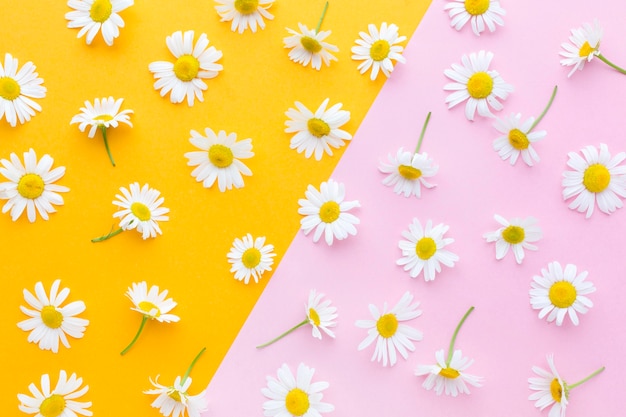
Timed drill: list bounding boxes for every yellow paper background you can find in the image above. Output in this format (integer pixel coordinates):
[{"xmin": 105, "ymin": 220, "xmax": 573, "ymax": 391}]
[{"xmin": 1, "ymin": 0, "xmax": 430, "ymax": 414}]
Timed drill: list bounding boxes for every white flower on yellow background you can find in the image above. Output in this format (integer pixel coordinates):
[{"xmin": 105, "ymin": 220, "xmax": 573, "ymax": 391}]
[
  {"xmin": 355, "ymin": 291, "xmax": 423, "ymax": 367},
  {"xmin": 149, "ymin": 30, "xmax": 223, "ymax": 106},
  {"xmin": 145, "ymin": 376, "xmax": 207, "ymax": 417},
  {"xmin": 285, "ymin": 98, "xmax": 351, "ymax": 160},
  {"xmin": 18, "ymin": 370, "xmax": 92, "ymax": 417},
  {"xmin": 351, "ymin": 22, "xmax": 406, "ymax": 80},
  {"xmin": 415, "ymin": 349, "xmax": 483, "ymax": 396},
  {"xmin": 379, "ymin": 148, "xmax": 438, "ymax": 198},
  {"xmin": 560, "ymin": 19, "xmax": 603, "ymax": 77},
  {"xmin": 444, "ymin": 50, "xmax": 513, "ymax": 121},
  {"xmin": 0, "ymin": 149, "xmax": 69, "ymax": 223},
  {"xmin": 227, "ymin": 233, "xmax": 276, "ymax": 284},
  {"xmin": 562, "ymin": 143, "xmax": 626, "ymax": 218},
  {"xmin": 284, "ymin": 23, "xmax": 338, "ymax": 70},
  {"xmin": 113, "ymin": 182, "xmax": 170, "ymax": 239},
  {"xmin": 215, "ymin": 0, "xmax": 274, "ymax": 34},
  {"xmin": 444, "ymin": 0, "xmax": 505, "ymax": 36},
  {"xmin": 17, "ymin": 280, "xmax": 89, "ymax": 353},
  {"xmin": 185, "ymin": 128, "xmax": 254, "ymax": 192},
  {"xmin": 65, "ymin": 0, "xmax": 134, "ymax": 46},
  {"xmin": 483, "ymin": 214, "xmax": 542, "ymax": 264},
  {"xmin": 0, "ymin": 53, "xmax": 46, "ymax": 127}
]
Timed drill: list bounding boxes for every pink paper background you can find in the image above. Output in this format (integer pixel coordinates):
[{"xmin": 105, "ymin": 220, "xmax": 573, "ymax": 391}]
[{"xmin": 203, "ymin": 1, "xmax": 626, "ymax": 415}]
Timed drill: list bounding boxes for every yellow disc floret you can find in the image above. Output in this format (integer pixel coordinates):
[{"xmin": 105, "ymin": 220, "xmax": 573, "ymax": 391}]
[
  {"xmin": 131, "ymin": 202, "xmax": 151, "ymax": 221},
  {"xmin": 307, "ymin": 118, "xmax": 331, "ymax": 138},
  {"xmin": 549, "ymin": 281, "xmax": 577, "ymax": 309},
  {"xmin": 0, "ymin": 76, "xmax": 21, "ymax": 101},
  {"xmin": 90, "ymin": 0, "xmax": 113, "ymax": 23},
  {"xmin": 508, "ymin": 128, "xmax": 529, "ymax": 150},
  {"xmin": 138, "ymin": 300, "xmax": 161, "ymax": 317},
  {"xmin": 583, "ymin": 164, "xmax": 610, "ymax": 193},
  {"xmin": 319, "ymin": 201, "xmax": 340, "ymax": 223},
  {"xmin": 168, "ymin": 390, "xmax": 183, "ymax": 402},
  {"xmin": 464, "ymin": 0, "xmax": 490, "ymax": 15},
  {"xmin": 370, "ymin": 40, "xmax": 391, "ymax": 62},
  {"xmin": 242, "ymin": 247, "xmax": 261, "ymax": 269},
  {"xmin": 18, "ymin": 173, "xmax": 45, "ymax": 199},
  {"xmin": 467, "ymin": 72, "xmax": 494, "ymax": 99},
  {"xmin": 174, "ymin": 55, "xmax": 200, "ymax": 82},
  {"xmin": 439, "ymin": 367, "xmax": 461, "ymax": 379},
  {"xmin": 234, "ymin": 0, "xmax": 258, "ymax": 14},
  {"xmin": 308, "ymin": 308, "xmax": 321, "ymax": 326},
  {"xmin": 208, "ymin": 144, "xmax": 234, "ymax": 168},
  {"xmin": 579, "ymin": 41, "xmax": 597, "ymax": 58},
  {"xmin": 40, "ymin": 394, "xmax": 66, "ymax": 417},
  {"xmin": 41, "ymin": 306, "xmax": 63, "ymax": 329},
  {"xmin": 376, "ymin": 313, "xmax": 398, "ymax": 338},
  {"xmin": 550, "ymin": 378, "xmax": 563, "ymax": 403},
  {"xmin": 285, "ymin": 388, "xmax": 310, "ymax": 416},
  {"xmin": 502, "ymin": 225, "xmax": 525, "ymax": 244},
  {"xmin": 415, "ymin": 237, "xmax": 437, "ymax": 260},
  {"xmin": 398, "ymin": 165, "xmax": 422, "ymax": 180},
  {"xmin": 301, "ymin": 36, "xmax": 322, "ymax": 53}
]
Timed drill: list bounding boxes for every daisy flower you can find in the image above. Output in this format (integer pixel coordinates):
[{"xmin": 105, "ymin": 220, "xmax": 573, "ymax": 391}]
[
  {"xmin": 17, "ymin": 370, "xmax": 92, "ymax": 417},
  {"xmin": 351, "ymin": 22, "xmax": 406, "ymax": 80},
  {"xmin": 262, "ymin": 363, "xmax": 334, "ymax": 417},
  {"xmin": 65, "ymin": 0, "xmax": 134, "ymax": 46},
  {"xmin": 530, "ymin": 261, "xmax": 596, "ymax": 326},
  {"xmin": 17, "ymin": 280, "xmax": 89, "ymax": 353},
  {"xmin": 185, "ymin": 128, "xmax": 254, "ymax": 192},
  {"xmin": 397, "ymin": 218, "xmax": 459, "ymax": 282},
  {"xmin": 298, "ymin": 179, "xmax": 360, "ymax": 245},
  {"xmin": 0, "ymin": 148, "xmax": 69, "ymax": 223},
  {"xmin": 444, "ymin": 0, "xmax": 505, "ymax": 36},
  {"xmin": 444, "ymin": 50, "xmax": 514, "ymax": 121},
  {"xmin": 149, "ymin": 30, "xmax": 223, "ymax": 106},
  {"xmin": 70, "ymin": 96, "xmax": 133, "ymax": 166},
  {"xmin": 355, "ymin": 291, "xmax": 423, "ymax": 367},
  {"xmin": 215, "ymin": 0, "xmax": 274, "ymax": 34},
  {"xmin": 562, "ymin": 143, "xmax": 626, "ymax": 218},
  {"xmin": 227, "ymin": 233, "xmax": 276, "ymax": 284},
  {"xmin": 121, "ymin": 281, "xmax": 180, "ymax": 355},
  {"xmin": 483, "ymin": 214, "xmax": 543, "ymax": 264},
  {"xmin": 0, "ymin": 53, "xmax": 46, "ymax": 127}
]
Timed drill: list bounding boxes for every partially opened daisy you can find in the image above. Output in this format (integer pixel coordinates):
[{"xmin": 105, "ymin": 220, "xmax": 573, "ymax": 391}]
[
  {"xmin": 215, "ymin": 0, "xmax": 274, "ymax": 34},
  {"xmin": 397, "ymin": 218, "xmax": 459, "ymax": 282},
  {"xmin": 444, "ymin": 0, "xmax": 505, "ymax": 36},
  {"xmin": 562, "ymin": 143, "xmax": 626, "ymax": 218},
  {"xmin": 0, "ymin": 149, "xmax": 69, "ymax": 223},
  {"xmin": 121, "ymin": 281, "xmax": 179, "ymax": 355},
  {"xmin": 530, "ymin": 261, "xmax": 596, "ymax": 326},
  {"xmin": 227, "ymin": 233, "xmax": 276, "ymax": 284},
  {"xmin": 185, "ymin": 127, "xmax": 254, "ymax": 192},
  {"xmin": 444, "ymin": 50, "xmax": 513, "ymax": 121},
  {"xmin": 17, "ymin": 279, "xmax": 89, "ymax": 353},
  {"xmin": 18, "ymin": 370, "xmax": 92, "ymax": 417},
  {"xmin": 529, "ymin": 354, "xmax": 605, "ymax": 417},
  {"xmin": 483, "ymin": 214, "xmax": 543, "ymax": 264},
  {"xmin": 149, "ymin": 30, "xmax": 223, "ymax": 106},
  {"xmin": 355, "ymin": 291, "xmax": 423, "ymax": 367},
  {"xmin": 257, "ymin": 289, "xmax": 337, "ymax": 348},
  {"xmin": 298, "ymin": 179, "xmax": 360, "ymax": 245},
  {"xmin": 65, "ymin": 0, "xmax": 134, "ymax": 46},
  {"xmin": 262, "ymin": 363, "xmax": 334, "ymax": 417},
  {"xmin": 415, "ymin": 306, "xmax": 483, "ymax": 396},
  {"xmin": 351, "ymin": 22, "xmax": 406, "ymax": 80},
  {"xmin": 285, "ymin": 98, "xmax": 352, "ymax": 160},
  {"xmin": 0, "ymin": 53, "xmax": 46, "ymax": 127}
]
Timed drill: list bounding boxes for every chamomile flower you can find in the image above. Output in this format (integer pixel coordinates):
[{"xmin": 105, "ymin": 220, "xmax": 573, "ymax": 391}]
[
  {"xmin": 148, "ymin": 30, "xmax": 223, "ymax": 106},
  {"xmin": 65, "ymin": 0, "xmax": 134, "ymax": 46},
  {"xmin": 397, "ymin": 218, "xmax": 459, "ymax": 282},
  {"xmin": 530, "ymin": 262, "xmax": 595, "ymax": 326},
  {"xmin": 262, "ymin": 363, "xmax": 334, "ymax": 417},
  {"xmin": 560, "ymin": 19, "xmax": 604, "ymax": 77},
  {"xmin": 227, "ymin": 233, "xmax": 276, "ymax": 284},
  {"xmin": 184, "ymin": 128, "xmax": 254, "ymax": 192},
  {"xmin": 493, "ymin": 114, "xmax": 546, "ymax": 166},
  {"xmin": 215, "ymin": 0, "xmax": 274, "ymax": 34},
  {"xmin": 17, "ymin": 280, "xmax": 89, "ymax": 353},
  {"xmin": 483, "ymin": 214, "xmax": 542, "ymax": 264},
  {"xmin": 562, "ymin": 143, "xmax": 626, "ymax": 218},
  {"xmin": 351, "ymin": 22, "xmax": 407, "ymax": 80},
  {"xmin": 17, "ymin": 370, "xmax": 92, "ymax": 417},
  {"xmin": 0, "ymin": 53, "xmax": 46, "ymax": 127},
  {"xmin": 0, "ymin": 149, "xmax": 69, "ymax": 223},
  {"xmin": 298, "ymin": 179, "xmax": 360, "ymax": 245},
  {"xmin": 284, "ymin": 24, "xmax": 338, "ymax": 70},
  {"xmin": 444, "ymin": 50, "xmax": 513, "ymax": 121},
  {"xmin": 355, "ymin": 291, "xmax": 423, "ymax": 367},
  {"xmin": 285, "ymin": 98, "xmax": 352, "ymax": 160},
  {"xmin": 444, "ymin": 0, "xmax": 505, "ymax": 36}
]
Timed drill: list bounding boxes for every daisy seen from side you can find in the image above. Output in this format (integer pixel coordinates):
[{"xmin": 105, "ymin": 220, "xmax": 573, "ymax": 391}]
[
  {"xmin": 0, "ymin": 53, "xmax": 46, "ymax": 127},
  {"xmin": 444, "ymin": 0, "xmax": 505, "ymax": 36},
  {"xmin": 483, "ymin": 214, "xmax": 543, "ymax": 264},
  {"xmin": 227, "ymin": 233, "xmax": 276, "ymax": 284},
  {"xmin": 351, "ymin": 22, "xmax": 406, "ymax": 80},
  {"xmin": 17, "ymin": 370, "xmax": 92, "ymax": 417},
  {"xmin": 149, "ymin": 30, "xmax": 223, "ymax": 106},
  {"xmin": 65, "ymin": 0, "xmax": 134, "ymax": 46},
  {"xmin": 215, "ymin": 0, "xmax": 274, "ymax": 34}
]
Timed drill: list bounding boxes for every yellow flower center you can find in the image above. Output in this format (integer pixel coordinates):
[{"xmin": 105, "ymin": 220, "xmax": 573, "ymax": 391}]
[
  {"xmin": 41, "ymin": 306, "xmax": 63, "ymax": 329},
  {"xmin": 307, "ymin": 118, "xmax": 331, "ymax": 138},
  {"xmin": 138, "ymin": 301, "xmax": 161, "ymax": 317},
  {"xmin": 502, "ymin": 225, "xmax": 525, "ymax": 244},
  {"xmin": 415, "ymin": 237, "xmax": 437, "ymax": 260},
  {"xmin": 508, "ymin": 128, "xmax": 529, "ymax": 150},
  {"xmin": 234, "ymin": 0, "xmax": 258, "ymax": 14},
  {"xmin": 308, "ymin": 308, "xmax": 321, "ymax": 326},
  {"xmin": 318, "ymin": 201, "xmax": 340, "ymax": 223},
  {"xmin": 168, "ymin": 390, "xmax": 183, "ymax": 402},
  {"xmin": 467, "ymin": 72, "xmax": 494, "ymax": 99},
  {"xmin": 130, "ymin": 202, "xmax": 151, "ymax": 221},
  {"xmin": 578, "ymin": 41, "xmax": 597, "ymax": 58},
  {"xmin": 93, "ymin": 114, "xmax": 114, "ymax": 124},
  {"xmin": 208, "ymin": 144, "xmax": 234, "ymax": 168},
  {"xmin": 550, "ymin": 378, "xmax": 563, "ymax": 403},
  {"xmin": 174, "ymin": 55, "xmax": 200, "ymax": 82},
  {"xmin": 0, "ymin": 76, "xmax": 21, "ymax": 100},
  {"xmin": 89, "ymin": 0, "xmax": 113, "ymax": 23},
  {"xmin": 39, "ymin": 394, "xmax": 65, "ymax": 417},
  {"xmin": 301, "ymin": 36, "xmax": 322, "ymax": 53},
  {"xmin": 285, "ymin": 388, "xmax": 310, "ymax": 416},
  {"xmin": 549, "ymin": 281, "xmax": 577, "ymax": 309},
  {"xmin": 17, "ymin": 173, "xmax": 45, "ymax": 199},
  {"xmin": 439, "ymin": 367, "xmax": 460, "ymax": 379},
  {"xmin": 370, "ymin": 40, "xmax": 391, "ymax": 62},
  {"xmin": 376, "ymin": 313, "xmax": 398, "ymax": 338},
  {"xmin": 241, "ymin": 247, "xmax": 261, "ymax": 269},
  {"xmin": 464, "ymin": 0, "xmax": 490, "ymax": 15},
  {"xmin": 398, "ymin": 165, "xmax": 422, "ymax": 180},
  {"xmin": 583, "ymin": 163, "xmax": 610, "ymax": 193}
]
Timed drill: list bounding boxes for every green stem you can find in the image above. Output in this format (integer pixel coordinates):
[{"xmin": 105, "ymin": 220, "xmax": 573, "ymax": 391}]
[
  {"xmin": 415, "ymin": 111, "xmax": 432, "ymax": 154},
  {"xmin": 121, "ymin": 315, "xmax": 148, "ymax": 355},
  {"xmin": 256, "ymin": 319, "xmax": 308, "ymax": 349},
  {"xmin": 529, "ymin": 85, "xmax": 558, "ymax": 131},
  {"xmin": 100, "ymin": 125, "xmax": 116, "ymax": 167},
  {"xmin": 181, "ymin": 347, "xmax": 206, "ymax": 385},
  {"xmin": 91, "ymin": 227, "xmax": 124, "ymax": 243},
  {"xmin": 597, "ymin": 53, "xmax": 626, "ymax": 75},
  {"xmin": 446, "ymin": 306, "xmax": 475, "ymax": 366},
  {"xmin": 568, "ymin": 366, "xmax": 605, "ymax": 390},
  {"xmin": 315, "ymin": 2, "xmax": 329, "ymax": 33}
]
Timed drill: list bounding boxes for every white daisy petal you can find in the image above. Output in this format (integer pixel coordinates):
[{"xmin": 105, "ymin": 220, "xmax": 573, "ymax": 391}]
[
  {"xmin": 379, "ymin": 148, "xmax": 438, "ymax": 198},
  {"xmin": 559, "ymin": 19, "xmax": 603, "ymax": 77},
  {"xmin": 416, "ymin": 348, "xmax": 483, "ymax": 396},
  {"xmin": 215, "ymin": 0, "xmax": 274, "ymax": 34},
  {"xmin": 305, "ymin": 289, "xmax": 338, "ymax": 339},
  {"xmin": 144, "ymin": 375, "xmax": 208, "ymax": 417},
  {"xmin": 65, "ymin": 0, "xmax": 133, "ymax": 46}
]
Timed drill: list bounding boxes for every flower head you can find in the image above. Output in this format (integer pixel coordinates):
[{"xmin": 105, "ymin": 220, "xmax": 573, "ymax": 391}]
[
  {"xmin": 126, "ymin": 281, "xmax": 179, "ymax": 323},
  {"xmin": 112, "ymin": 182, "xmax": 170, "ymax": 239},
  {"xmin": 0, "ymin": 53, "xmax": 46, "ymax": 127},
  {"xmin": 560, "ymin": 19, "xmax": 603, "ymax": 77},
  {"xmin": 415, "ymin": 349, "xmax": 483, "ymax": 396},
  {"xmin": 351, "ymin": 22, "xmax": 406, "ymax": 80},
  {"xmin": 227, "ymin": 233, "xmax": 276, "ymax": 284},
  {"xmin": 18, "ymin": 370, "xmax": 92, "ymax": 417},
  {"xmin": 284, "ymin": 23, "xmax": 338, "ymax": 70},
  {"xmin": 215, "ymin": 0, "xmax": 274, "ymax": 34},
  {"xmin": 65, "ymin": 0, "xmax": 134, "ymax": 46},
  {"xmin": 379, "ymin": 148, "xmax": 438, "ymax": 198},
  {"xmin": 149, "ymin": 30, "xmax": 223, "ymax": 106},
  {"xmin": 483, "ymin": 214, "xmax": 542, "ymax": 264},
  {"xmin": 493, "ymin": 113, "xmax": 546, "ymax": 166},
  {"xmin": 306, "ymin": 289, "xmax": 337, "ymax": 340},
  {"xmin": 145, "ymin": 376, "xmax": 207, "ymax": 417},
  {"xmin": 444, "ymin": 0, "xmax": 505, "ymax": 36}
]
